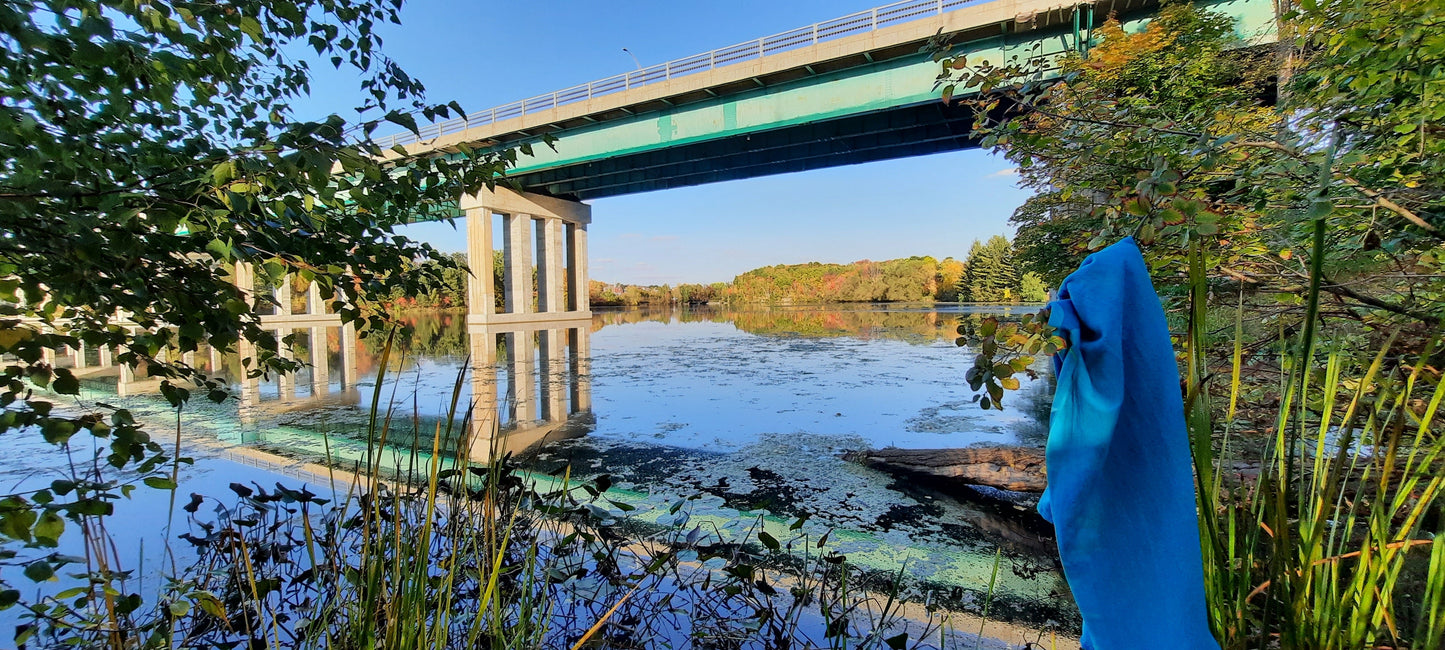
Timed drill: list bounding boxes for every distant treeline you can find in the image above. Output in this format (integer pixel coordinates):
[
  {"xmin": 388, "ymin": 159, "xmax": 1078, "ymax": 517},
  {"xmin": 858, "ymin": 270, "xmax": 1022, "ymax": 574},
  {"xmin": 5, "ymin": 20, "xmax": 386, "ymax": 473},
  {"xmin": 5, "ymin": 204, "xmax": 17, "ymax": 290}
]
[
  {"xmin": 378, "ymin": 235, "xmax": 1049, "ymax": 309},
  {"xmin": 727, "ymin": 256, "xmax": 960, "ymax": 304},
  {"xmin": 589, "ymin": 281, "xmax": 726, "ymax": 307},
  {"xmin": 594, "ymin": 235, "xmax": 1049, "ymax": 306}
]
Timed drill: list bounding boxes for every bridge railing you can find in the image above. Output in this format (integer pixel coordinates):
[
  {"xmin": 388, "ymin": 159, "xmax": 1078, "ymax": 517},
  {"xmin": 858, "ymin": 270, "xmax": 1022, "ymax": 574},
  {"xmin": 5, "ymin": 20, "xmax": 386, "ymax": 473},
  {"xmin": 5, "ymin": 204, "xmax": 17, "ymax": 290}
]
[{"xmin": 376, "ymin": 0, "xmax": 994, "ymax": 149}]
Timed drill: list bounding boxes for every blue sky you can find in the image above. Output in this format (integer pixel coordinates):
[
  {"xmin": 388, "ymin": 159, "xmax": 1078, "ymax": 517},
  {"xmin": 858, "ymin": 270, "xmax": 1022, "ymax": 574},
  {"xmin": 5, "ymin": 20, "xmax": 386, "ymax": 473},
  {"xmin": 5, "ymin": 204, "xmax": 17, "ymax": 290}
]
[{"xmin": 297, "ymin": 0, "xmax": 1031, "ymax": 285}]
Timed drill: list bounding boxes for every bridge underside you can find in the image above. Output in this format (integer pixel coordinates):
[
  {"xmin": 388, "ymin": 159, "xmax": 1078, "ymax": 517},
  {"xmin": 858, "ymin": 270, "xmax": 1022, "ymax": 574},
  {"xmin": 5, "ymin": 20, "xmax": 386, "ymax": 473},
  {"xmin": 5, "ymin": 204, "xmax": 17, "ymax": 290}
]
[{"xmin": 513, "ymin": 100, "xmax": 982, "ymax": 201}]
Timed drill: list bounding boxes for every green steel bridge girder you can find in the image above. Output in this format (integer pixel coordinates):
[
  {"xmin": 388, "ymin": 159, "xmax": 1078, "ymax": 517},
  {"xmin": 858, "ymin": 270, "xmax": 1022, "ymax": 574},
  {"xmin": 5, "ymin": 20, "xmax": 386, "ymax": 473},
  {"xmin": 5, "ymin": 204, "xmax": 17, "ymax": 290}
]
[{"xmin": 477, "ymin": 0, "xmax": 1276, "ymax": 201}]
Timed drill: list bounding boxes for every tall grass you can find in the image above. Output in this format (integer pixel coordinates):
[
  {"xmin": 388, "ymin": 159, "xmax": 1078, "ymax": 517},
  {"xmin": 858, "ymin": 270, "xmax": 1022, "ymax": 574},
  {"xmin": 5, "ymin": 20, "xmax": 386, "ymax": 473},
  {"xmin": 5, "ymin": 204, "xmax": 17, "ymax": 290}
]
[{"xmin": 1184, "ymin": 206, "xmax": 1445, "ymax": 648}]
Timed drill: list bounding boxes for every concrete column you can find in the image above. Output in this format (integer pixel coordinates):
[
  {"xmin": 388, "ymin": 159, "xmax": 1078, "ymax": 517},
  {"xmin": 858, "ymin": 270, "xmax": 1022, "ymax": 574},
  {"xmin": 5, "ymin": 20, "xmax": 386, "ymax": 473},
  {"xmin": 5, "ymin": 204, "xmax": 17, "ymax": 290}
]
[
  {"xmin": 182, "ymin": 350, "xmax": 196, "ymax": 368},
  {"xmin": 537, "ymin": 218, "xmax": 565, "ymax": 313},
  {"xmin": 505, "ymin": 331, "xmax": 535, "ymax": 423},
  {"xmin": 503, "ymin": 214, "xmax": 534, "ymax": 314},
  {"xmin": 307, "ymin": 280, "xmax": 324, "ymax": 316},
  {"xmin": 207, "ymin": 345, "xmax": 220, "ymax": 375},
  {"xmin": 569, "ymin": 327, "xmax": 591, "ymax": 413},
  {"xmin": 340, "ymin": 321, "xmax": 359, "ymax": 389},
  {"xmin": 537, "ymin": 329, "xmax": 567, "ymax": 421},
  {"xmin": 567, "ymin": 223, "xmax": 590, "ymax": 312},
  {"xmin": 117, "ymin": 336, "xmax": 136, "ymax": 396},
  {"xmin": 275, "ymin": 277, "xmax": 292, "ymax": 317},
  {"xmin": 117, "ymin": 362, "xmax": 135, "ymax": 396},
  {"xmin": 275, "ymin": 328, "xmax": 294, "ymax": 399},
  {"xmin": 98, "ymin": 344, "xmax": 113, "ymax": 368},
  {"xmin": 73, "ymin": 343, "xmax": 87, "ymax": 370},
  {"xmin": 233, "ymin": 262, "xmax": 258, "ymax": 319},
  {"xmin": 238, "ymin": 372, "xmax": 260, "ymax": 426},
  {"xmin": 309, "ymin": 326, "xmax": 328, "ymax": 397},
  {"xmin": 466, "ymin": 208, "xmax": 496, "ymax": 323}
]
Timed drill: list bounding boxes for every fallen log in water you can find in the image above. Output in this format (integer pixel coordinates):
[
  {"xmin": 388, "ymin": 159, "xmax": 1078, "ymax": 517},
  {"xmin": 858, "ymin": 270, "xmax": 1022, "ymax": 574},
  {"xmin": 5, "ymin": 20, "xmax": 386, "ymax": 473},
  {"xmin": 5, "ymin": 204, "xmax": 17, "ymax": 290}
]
[{"xmin": 844, "ymin": 445, "xmax": 1048, "ymax": 493}]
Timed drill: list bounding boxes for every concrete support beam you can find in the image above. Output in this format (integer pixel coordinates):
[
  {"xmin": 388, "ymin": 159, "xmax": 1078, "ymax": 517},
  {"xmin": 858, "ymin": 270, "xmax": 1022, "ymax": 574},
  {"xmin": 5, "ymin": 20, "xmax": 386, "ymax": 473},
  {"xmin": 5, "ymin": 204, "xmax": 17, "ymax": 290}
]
[
  {"xmin": 275, "ymin": 278, "xmax": 292, "ymax": 317},
  {"xmin": 275, "ymin": 328, "xmax": 294, "ymax": 400},
  {"xmin": 307, "ymin": 281, "xmax": 324, "ymax": 316},
  {"xmin": 233, "ymin": 262, "xmax": 255, "ymax": 300},
  {"xmin": 460, "ymin": 186, "xmax": 591, "ymax": 226},
  {"xmin": 503, "ymin": 214, "xmax": 534, "ymax": 314},
  {"xmin": 340, "ymin": 321, "xmax": 359, "ymax": 389},
  {"xmin": 309, "ymin": 326, "xmax": 328, "ymax": 398},
  {"xmin": 567, "ymin": 223, "xmax": 589, "ymax": 312},
  {"xmin": 465, "ymin": 207, "xmax": 496, "ymax": 324},
  {"xmin": 537, "ymin": 218, "xmax": 565, "ymax": 313}
]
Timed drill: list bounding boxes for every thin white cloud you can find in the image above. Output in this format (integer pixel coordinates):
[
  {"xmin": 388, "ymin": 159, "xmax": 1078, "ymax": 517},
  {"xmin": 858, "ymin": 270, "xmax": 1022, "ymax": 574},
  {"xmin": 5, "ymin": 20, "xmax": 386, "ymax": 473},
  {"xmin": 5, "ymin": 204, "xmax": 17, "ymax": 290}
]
[
  {"xmin": 650, "ymin": 235, "xmax": 679, "ymax": 242},
  {"xmin": 989, "ymin": 167, "xmax": 1019, "ymax": 178}
]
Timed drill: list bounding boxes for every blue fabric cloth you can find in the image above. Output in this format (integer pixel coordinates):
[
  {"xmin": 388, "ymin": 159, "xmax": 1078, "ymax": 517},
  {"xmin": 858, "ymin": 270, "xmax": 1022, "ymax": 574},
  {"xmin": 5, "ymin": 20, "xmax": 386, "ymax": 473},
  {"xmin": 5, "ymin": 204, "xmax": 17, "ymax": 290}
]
[{"xmin": 1039, "ymin": 237, "xmax": 1217, "ymax": 649}]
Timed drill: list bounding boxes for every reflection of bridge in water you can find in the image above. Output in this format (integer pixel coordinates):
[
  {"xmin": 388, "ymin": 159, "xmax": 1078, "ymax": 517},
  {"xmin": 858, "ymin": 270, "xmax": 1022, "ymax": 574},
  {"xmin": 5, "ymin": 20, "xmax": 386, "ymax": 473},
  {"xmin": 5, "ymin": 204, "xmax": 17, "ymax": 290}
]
[
  {"xmin": 39, "ymin": 308, "xmax": 595, "ymax": 467},
  {"xmin": 464, "ymin": 320, "xmax": 593, "ymax": 462},
  {"xmin": 42, "ymin": 313, "xmax": 596, "ymax": 465},
  {"xmin": 228, "ymin": 317, "xmax": 595, "ymax": 464}
]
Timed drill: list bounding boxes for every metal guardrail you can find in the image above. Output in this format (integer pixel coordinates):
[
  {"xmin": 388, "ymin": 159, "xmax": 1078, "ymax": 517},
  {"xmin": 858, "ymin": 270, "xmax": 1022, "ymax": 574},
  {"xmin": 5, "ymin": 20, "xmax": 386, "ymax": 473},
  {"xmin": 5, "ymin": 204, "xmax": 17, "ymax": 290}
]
[{"xmin": 376, "ymin": 0, "xmax": 995, "ymax": 148}]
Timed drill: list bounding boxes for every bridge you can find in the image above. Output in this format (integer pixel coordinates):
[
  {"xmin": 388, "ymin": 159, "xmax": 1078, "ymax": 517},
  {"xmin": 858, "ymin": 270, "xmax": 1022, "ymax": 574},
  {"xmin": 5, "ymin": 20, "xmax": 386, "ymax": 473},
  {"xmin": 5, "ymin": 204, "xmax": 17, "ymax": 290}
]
[{"xmin": 373, "ymin": 0, "xmax": 1275, "ymax": 330}]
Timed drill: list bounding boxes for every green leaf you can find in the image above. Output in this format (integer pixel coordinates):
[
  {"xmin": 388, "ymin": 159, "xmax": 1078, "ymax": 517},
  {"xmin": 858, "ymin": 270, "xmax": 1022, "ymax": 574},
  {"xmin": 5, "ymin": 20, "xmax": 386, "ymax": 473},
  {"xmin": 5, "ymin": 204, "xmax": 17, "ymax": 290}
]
[
  {"xmin": 385, "ymin": 110, "xmax": 419, "ymax": 135},
  {"xmin": 758, "ymin": 531, "xmax": 780, "ymax": 551},
  {"xmin": 23, "ymin": 560, "xmax": 54, "ymax": 583},
  {"xmin": 194, "ymin": 592, "xmax": 226, "ymax": 618},
  {"xmin": 211, "ymin": 161, "xmax": 235, "ymax": 186},
  {"xmin": 143, "ymin": 477, "xmax": 178, "ymax": 490},
  {"xmin": 52, "ymin": 370, "xmax": 79, "ymax": 395},
  {"xmin": 238, "ymin": 16, "xmax": 263, "ymax": 42},
  {"xmin": 33, "ymin": 512, "xmax": 63, "ymax": 546}
]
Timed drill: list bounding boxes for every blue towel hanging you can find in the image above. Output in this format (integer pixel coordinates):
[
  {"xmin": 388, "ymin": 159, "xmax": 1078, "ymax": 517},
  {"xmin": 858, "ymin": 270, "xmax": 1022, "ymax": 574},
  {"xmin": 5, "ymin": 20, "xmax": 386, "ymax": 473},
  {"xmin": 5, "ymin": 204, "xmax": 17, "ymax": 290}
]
[{"xmin": 1040, "ymin": 237, "xmax": 1217, "ymax": 649}]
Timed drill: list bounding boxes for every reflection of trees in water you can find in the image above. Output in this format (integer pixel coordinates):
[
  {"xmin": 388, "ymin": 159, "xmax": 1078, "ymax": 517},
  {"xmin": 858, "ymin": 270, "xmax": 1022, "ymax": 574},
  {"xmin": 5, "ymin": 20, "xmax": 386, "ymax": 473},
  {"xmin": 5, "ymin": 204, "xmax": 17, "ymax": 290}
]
[
  {"xmin": 361, "ymin": 307, "xmax": 1053, "ymax": 365},
  {"xmin": 590, "ymin": 305, "xmax": 978, "ymax": 346},
  {"xmin": 730, "ymin": 310, "xmax": 956, "ymax": 345},
  {"xmin": 357, "ymin": 312, "xmax": 470, "ymax": 369}
]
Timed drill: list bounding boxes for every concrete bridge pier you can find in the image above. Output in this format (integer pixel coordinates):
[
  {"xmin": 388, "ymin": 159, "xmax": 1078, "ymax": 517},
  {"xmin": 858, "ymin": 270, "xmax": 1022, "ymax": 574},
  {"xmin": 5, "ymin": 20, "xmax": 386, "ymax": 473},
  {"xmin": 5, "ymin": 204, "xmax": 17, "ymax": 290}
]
[
  {"xmin": 461, "ymin": 187, "xmax": 591, "ymax": 326},
  {"xmin": 308, "ymin": 326, "xmax": 329, "ymax": 397},
  {"xmin": 274, "ymin": 327, "xmax": 295, "ymax": 400}
]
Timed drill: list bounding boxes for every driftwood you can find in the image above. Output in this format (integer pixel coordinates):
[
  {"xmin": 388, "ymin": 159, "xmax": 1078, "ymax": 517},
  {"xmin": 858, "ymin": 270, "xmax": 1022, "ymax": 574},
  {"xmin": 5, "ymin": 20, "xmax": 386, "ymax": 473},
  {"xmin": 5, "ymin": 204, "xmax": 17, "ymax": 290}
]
[{"xmin": 845, "ymin": 445, "xmax": 1047, "ymax": 493}]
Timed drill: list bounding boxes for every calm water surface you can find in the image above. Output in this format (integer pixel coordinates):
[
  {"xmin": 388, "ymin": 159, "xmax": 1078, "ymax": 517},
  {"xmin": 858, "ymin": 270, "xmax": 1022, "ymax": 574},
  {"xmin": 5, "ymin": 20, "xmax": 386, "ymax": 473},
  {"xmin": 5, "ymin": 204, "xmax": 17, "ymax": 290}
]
[{"xmin": 4, "ymin": 304, "xmax": 1077, "ymax": 630}]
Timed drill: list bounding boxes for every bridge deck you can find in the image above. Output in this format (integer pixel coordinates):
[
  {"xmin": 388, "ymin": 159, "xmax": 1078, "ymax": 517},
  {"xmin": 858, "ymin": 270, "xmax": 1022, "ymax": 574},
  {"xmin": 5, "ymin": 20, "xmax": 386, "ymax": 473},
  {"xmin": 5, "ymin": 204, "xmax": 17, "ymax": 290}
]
[
  {"xmin": 393, "ymin": 0, "xmax": 1109, "ymax": 155},
  {"xmin": 386, "ymin": 0, "xmax": 1274, "ymax": 199}
]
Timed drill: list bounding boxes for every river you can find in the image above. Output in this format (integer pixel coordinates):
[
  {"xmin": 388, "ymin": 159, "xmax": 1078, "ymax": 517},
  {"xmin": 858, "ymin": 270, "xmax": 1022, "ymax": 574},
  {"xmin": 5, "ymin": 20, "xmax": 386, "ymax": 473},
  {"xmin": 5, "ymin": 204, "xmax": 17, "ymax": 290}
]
[{"xmin": 4, "ymin": 304, "xmax": 1079, "ymax": 639}]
